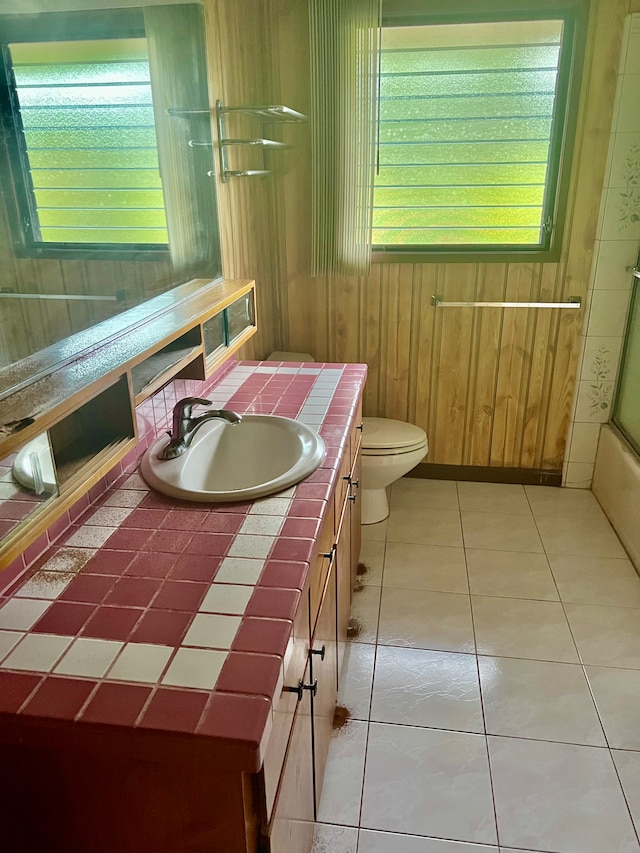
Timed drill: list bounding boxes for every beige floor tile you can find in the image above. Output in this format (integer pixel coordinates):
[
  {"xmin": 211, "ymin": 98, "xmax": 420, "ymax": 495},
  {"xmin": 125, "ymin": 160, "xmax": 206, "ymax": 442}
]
[
  {"xmin": 362, "ymin": 520, "xmax": 388, "ymax": 542},
  {"xmin": 361, "ymin": 723, "xmax": 497, "ymax": 844},
  {"xmin": 458, "ymin": 482, "xmax": 531, "ymax": 515},
  {"xmin": 316, "ymin": 719, "xmax": 368, "ymax": 826},
  {"xmin": 337, "ymin": 641, "xmax": 375, "ymax": 721},
  {"xmin": 378, "ymin": 588, "xmax": 475, "ymax": 654},
  {"xmin": 565, "ymin": 603, "xmax": 640, "ymax": 668},
  {"xmin": 391, "ymin": 477, "xmax": 460, "ymax": 511},
  {"xmin": 358, "ymin": 830, "xmax": 498, "ymax": 852},
  {"xmin": 536, "ymin": 514, "xmax": 628, "ymax": 558},
  {"xmin": 472, "ymin": 596, "xmax": 579, "ymax": 663},
  {"xmin": 461, "ymin": 512, "xmax": 543, "ymax": 553},
  {"xmin": 489, "ymin": 736, "xmax": 639, "ymax": 853},
  {"xmin": 311, "ymin": 824, "xmax": 358, "ymax": 853},
  {"xmin": 478, "ymin": 656, "xmax": 605, "ymax": 745},
  {"xmin": 358, "ymin": 540, "xmax": 385, "ymax": 586},
  {"xmin": 612, "ymin": 750, "xmax": 640, "ymax": 836},
  {"xmin": 348, "ymin": 585, "xmax": 381, "ymax": 645},
  {"xmin": 466, "ymin": 549, "xmax": 558, "ymax": 600},
  {"xmin": 549, "ymin": 555, "xmax": 640, "ymax": 607},
  {"xmin": 383, "ymin": 542, "xmax": 468, "ymax": 594},
  {"xmin": 387, "ymin": 506, "xmax": 463, "ymax": 548},
  {"xmin": 586, "ymin": 666, "xmax": 640, "ymax": 750},
  {"xmin": 525, "ymin": 484, "xmax": 606, "ymax": 518},
  {"xmin": 371, "ymin": 646, "xmax": 483, "ymax": 732}
]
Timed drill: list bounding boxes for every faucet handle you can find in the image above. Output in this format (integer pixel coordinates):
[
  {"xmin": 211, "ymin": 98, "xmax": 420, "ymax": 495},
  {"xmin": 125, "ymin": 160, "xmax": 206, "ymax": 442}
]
[
  {"xmin": 174, "ymin": 396, "xmax": 212, "ymax": 419},
  {"xmin": 171, "ymin": 397, "xmax": 212, "ymax": 440}
]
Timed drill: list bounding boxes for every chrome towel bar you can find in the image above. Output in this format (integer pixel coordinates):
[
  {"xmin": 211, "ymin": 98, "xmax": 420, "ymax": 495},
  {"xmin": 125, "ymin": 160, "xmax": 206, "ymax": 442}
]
[{"xmin": 431, "ymin": 295, "xmax": 582, "ymax": 309}]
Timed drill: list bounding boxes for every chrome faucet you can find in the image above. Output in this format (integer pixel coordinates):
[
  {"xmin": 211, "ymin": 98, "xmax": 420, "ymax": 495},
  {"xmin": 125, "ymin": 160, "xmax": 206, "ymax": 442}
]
[{"xmin": 159, "ymin": 397, "xmax": 242, "ymax": 460}]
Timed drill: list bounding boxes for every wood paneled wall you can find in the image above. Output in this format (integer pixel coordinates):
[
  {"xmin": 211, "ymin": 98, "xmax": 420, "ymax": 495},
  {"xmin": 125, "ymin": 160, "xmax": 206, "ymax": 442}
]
[
  {"xmin": 0, "ymin": 189, "xmax": 174, "ymax": 367},
  {"xmin": 207, "ymin": 0, "xmax": 631, "ymax": 473}
]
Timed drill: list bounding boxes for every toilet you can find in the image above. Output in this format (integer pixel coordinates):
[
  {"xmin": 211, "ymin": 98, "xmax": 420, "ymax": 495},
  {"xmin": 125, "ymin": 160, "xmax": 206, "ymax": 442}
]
[
  {"xmin": 360, "ymin": 417, "xmax": 428, "ymax": 524},
  {"xmin": 266, "ymin": 352, "xmax": 428, "ymax": 525}
]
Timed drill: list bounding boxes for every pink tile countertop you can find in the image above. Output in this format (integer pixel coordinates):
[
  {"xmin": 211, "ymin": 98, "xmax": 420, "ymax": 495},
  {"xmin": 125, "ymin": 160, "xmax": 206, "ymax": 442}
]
[{"xmin": 0, "ymin": 361, "xmax": 366, "ymax": 772}]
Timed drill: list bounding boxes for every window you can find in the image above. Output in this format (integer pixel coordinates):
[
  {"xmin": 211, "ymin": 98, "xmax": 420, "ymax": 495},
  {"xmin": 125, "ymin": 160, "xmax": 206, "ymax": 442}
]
[
  {"xmin": 3, "ymin": 37, "xmax": 168, "ymax": 251},
  {"xmin": 373, "ymin": 5, "xmax": 585, "ymax": 259}
]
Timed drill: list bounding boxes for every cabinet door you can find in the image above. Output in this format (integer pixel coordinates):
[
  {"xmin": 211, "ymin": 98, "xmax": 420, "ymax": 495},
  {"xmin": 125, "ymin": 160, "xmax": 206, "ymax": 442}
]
[
  {"xmin": 310, "ymin": 555, "xmax": 338, "ymax": 815},
  {"xmin": 349, "ymin": 452, "xmax": 362, "ymax": 596},
  {"xmin": 335, "ymin": 496, "xmax": 352, "ymax": 684},
  {"xmin": 265, "ymin": 661, "xmax": 315, "ymax": 853}
]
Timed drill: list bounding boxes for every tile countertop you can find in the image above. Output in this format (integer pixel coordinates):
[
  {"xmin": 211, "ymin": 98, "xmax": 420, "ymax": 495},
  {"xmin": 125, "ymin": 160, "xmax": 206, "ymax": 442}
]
[{"xmin": 0, "ymin": 362, "xmax": 367, "ymax": 773}]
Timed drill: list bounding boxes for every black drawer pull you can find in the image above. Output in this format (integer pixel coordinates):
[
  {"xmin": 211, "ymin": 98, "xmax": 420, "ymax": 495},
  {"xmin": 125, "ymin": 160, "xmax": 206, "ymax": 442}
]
[
  {"xmin": 284, "ymin": 680, "xmax": 304, "ymax": 701},
  {"xmin": 310, "ymin": 644, "xmax": 326, "ymax": 661}
]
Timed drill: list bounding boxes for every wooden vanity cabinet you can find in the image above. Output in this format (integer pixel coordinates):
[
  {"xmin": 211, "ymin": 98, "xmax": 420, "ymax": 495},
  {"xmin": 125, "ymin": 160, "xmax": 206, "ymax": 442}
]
[{"xmin": 262, "ymin": 411, "xmax": 362, "ymax": 853}]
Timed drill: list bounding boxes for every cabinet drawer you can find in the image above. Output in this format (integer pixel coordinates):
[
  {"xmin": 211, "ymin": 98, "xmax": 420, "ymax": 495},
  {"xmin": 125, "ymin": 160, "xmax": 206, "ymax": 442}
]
[
  {"xmin": 262, "ymin": 592, "xmax": 310, "ymax": 820},
  {"xmin": 308, "ymin": 507, "xmax": 334, "ymax": 636},
  {"xmin": 263, "ymin": 662, "xmax": 315, "ymax": 853}
]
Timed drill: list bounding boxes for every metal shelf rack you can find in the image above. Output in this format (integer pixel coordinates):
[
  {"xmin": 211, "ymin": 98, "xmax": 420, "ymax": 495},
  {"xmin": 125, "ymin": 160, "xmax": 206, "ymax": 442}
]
[{"xmin": 215, "ymin": 100, "xmax": 306, "ymax": 181}]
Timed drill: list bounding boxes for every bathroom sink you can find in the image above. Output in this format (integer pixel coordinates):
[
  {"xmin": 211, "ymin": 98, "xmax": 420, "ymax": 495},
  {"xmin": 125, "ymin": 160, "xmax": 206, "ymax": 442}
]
[{"xmin": 140, "ymin": 415, "xmax": 326, "ymax": 502}]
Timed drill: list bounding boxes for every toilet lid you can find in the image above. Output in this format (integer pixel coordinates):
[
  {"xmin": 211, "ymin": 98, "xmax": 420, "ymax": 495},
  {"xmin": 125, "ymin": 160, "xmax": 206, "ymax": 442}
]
[{"xmin": 362, "ymin": 417, "xmax": 427, "ymax": 450}]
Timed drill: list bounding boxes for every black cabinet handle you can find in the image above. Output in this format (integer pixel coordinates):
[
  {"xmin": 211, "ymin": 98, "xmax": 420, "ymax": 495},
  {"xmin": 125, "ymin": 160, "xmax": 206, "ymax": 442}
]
[
  {"xmin": 284, "ymin": 678, "xmax": 319, "ymax": 700},
  {"xmin": 320, "ymin": 544, "xmax": 336, "ymax": 564},
  {"xmin": 311, "ymin": 644, "xmax": 326, "ymax": 661},
  {"xmin": 304, "ymin": 679, "xmax": 318, "ymax": 697},
  {"xmin": 284, "ymin": 680, "xmax": 304, "ymax": 701},
  {"xmin": 356, "ymin": 423, "xmax": 364, "ymax": 431}
]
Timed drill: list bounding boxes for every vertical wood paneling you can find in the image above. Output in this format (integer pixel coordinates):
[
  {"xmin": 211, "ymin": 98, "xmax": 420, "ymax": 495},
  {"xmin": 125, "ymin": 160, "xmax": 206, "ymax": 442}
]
[
  {"xmin": 262, "ymin": 0, "xmax": 627, "ymax": 474},
  {"xmin": 464, "ymin": 263, "xmax": 506, "ymax": 466}
]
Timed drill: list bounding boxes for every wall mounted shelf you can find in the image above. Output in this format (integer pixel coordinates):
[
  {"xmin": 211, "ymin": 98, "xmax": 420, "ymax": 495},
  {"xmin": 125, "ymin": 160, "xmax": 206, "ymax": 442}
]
[{"xmin": 215, "ymin": 100, "xmax": 306, "ymax": 182}]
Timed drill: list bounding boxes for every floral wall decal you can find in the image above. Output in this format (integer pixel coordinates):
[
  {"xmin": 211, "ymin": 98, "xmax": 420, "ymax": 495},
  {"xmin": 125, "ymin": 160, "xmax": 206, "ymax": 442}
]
[
  {"xmin": 619, "ymin": 143, "xmax": 640, "ymax": 229},
  {"xmin": 589, "ymin": 344, "xmax": 611, "ymax": 414}
]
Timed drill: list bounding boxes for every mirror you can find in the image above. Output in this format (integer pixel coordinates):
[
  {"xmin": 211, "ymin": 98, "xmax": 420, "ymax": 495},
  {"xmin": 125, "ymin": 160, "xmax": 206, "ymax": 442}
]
[{"xmin": 0, "ymin": 0, "xmax": 222, "ymax": 387}]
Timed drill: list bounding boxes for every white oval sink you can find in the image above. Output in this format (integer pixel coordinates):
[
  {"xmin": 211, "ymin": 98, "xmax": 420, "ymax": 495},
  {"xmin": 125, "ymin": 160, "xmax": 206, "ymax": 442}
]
[{"xmin": 140, "ymin": 415, "xmax": 326, "ymax": 502}]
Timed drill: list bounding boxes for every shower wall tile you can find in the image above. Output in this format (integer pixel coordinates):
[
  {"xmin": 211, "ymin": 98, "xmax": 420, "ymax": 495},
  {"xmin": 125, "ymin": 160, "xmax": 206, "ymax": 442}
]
[
  {"xmin": 565, "ymin": 14, "xmax": 640, "ymax": 489},
  {"xmin": 593, "ymin": 240, "xmax": 638, "ymax": 289}
]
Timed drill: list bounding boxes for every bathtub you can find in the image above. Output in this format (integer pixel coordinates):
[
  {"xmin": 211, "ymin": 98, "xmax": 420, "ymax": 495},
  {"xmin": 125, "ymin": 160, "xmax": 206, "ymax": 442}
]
[{"xmin": 593, "ymin": 424, "xmax": 640, "ymax": 570}]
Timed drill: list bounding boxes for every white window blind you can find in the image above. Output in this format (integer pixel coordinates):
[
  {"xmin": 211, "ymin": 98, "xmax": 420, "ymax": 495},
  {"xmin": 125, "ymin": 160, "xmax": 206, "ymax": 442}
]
[{"xmin": 373, "ymin": 19, "xmax": 566, "ymax": 251}]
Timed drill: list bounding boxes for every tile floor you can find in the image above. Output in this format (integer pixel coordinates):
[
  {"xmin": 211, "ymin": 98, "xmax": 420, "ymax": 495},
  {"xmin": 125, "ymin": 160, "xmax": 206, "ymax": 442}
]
[{"xmin": 312, "ymin": 479, "xmax": 640, "ymax": 853}]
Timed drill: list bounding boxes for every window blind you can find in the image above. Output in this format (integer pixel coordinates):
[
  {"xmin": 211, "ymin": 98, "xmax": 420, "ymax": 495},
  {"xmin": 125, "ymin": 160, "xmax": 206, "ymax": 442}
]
[
  {"xmin": 373, "ymin": 19, "xmax": 564, "ymax": 249},
  {"xmin": 9, "ymin": 37, "xmax": 168, "ymax": 245}
]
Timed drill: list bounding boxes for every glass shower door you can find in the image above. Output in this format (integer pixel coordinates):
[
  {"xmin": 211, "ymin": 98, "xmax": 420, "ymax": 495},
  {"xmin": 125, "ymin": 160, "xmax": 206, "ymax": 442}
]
[{"xmin": 612, "ymin": 262, "xmax": 640, "ymax": 455}]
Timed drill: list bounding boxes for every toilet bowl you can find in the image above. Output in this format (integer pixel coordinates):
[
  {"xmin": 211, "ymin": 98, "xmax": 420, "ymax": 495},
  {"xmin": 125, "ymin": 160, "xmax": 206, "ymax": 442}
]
[{"xmin": 361, "ymin": 417, "xmax": 428, "ymax": 524}]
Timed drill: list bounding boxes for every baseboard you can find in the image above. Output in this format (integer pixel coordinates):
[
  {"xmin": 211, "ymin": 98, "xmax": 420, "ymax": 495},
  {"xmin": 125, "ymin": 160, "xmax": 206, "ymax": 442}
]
[{"xmin": 406, "ymin": 463, "xmax": 562, "ymax": 486}]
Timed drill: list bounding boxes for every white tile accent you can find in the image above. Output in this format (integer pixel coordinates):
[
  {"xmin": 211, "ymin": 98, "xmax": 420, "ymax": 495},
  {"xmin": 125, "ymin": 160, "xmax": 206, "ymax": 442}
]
[
  {"xmin": 239, "ymin": 515, "xmax": 284, "ymax": 536},
  {"xmin": 2, "ymin": 633, "xmax": 74, "ymax": 673},
  {"xmin": 0, "ymin": 599, "xmax": 51, "ymax": 631},
  {"xmin": 107, "ymin": 643, "xmax": 173, "ymax": 683},
  {"xmin": 0, "ymin": 630, "xmax": 25, "ymax": 662},
  {"xmin": 227, "ymin": 534, "xmax": 274, "ymax": 559},
  {"xmin": 183, "ymin": 613, "xmax": 241, "ymax": 649},
  {"xmin": 199, "ymin": 584, "xmax": 254, "ymax": 615},
  {"xmin": 40, "ymin": 548, "xmax": 96, "ymax": 573},
  {"xmin": 162, "ymin": 647, "xmax": 227, "ymax": 690},
  {"xmin": 214, "ymin": 557, "xmax": 265, "ymax": 585},
  {"xmin": 84, "ymin": 506, "xmax": 134, "ymax": 527},
  {"xmin": 65, "ymin": 526, "xmax": 115, "ymax": 549},
  {"xmin": 54, "ymin": 638, "xmax": 123, "ymax": 678},
  {"xmin": 249, "ymin": 498, "xmax": 292, "ymax": 516},
  {"xmin": 15, "ymin": 572, "xmax": 74, "ymax": 600},
  {"xmin": 103, "ymin": 489, "xmax": 147, "ymax": 508}
]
